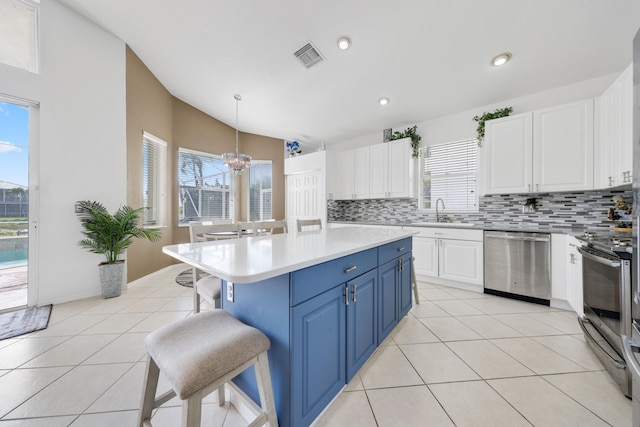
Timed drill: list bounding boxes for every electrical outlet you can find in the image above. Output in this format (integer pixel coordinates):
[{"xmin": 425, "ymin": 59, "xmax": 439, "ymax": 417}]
[{"xmin": 226, "ymin": 282, "xmax": 234, "ymax": 302}]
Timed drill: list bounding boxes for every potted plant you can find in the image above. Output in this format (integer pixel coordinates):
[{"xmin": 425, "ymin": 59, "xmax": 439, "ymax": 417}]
[
  {"xmin": 76, "ymin": 200, "xmax": 162, "ymax": 298},
  {"xmin": 388, "ymin": 125, "xmax": 422, "ymax": 158},
  {"xmin": 472, "ymin": 107, "xmax": 513, "ymax": 146}
]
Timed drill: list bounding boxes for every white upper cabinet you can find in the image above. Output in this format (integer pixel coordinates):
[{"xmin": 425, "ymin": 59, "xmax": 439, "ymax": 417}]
[
  {"xmin": 335, "ymin": 149, "xmax": 355, "ymax": 200},
  {"xmin": 369, "ymin": 143, "xmax": 389, "ymax": 198},
  {"xmin": 387, "ymin": 138, "xmax": 415, "ymax": 198},
  {"xmin": 334, "ymin": 137, "xmax": 414, "ymax": 200},
  {"xmin": 334, "ymin": 147, "xmax": 370, "ymax": 200},
  {"xmin": 595, "ymin": 63, "xmax": 633, "ymax": 189},
  {"xmin": 483, "ymin": 112, "xmax": 533, "ymax": 195},
  {"xmin": 370, "ymin": 138, "xmax": 415, "ymax": 198},
  {"xmin": 533, "ymin": 99, "xmax": 594, "ymax": 192},
  {"xmin": 482, "ymin": 99, "xmax": 594, "ymax": 195},
  {"xmin": 353, "ymin": 147, "xmax": 370, "ymax": 199}
]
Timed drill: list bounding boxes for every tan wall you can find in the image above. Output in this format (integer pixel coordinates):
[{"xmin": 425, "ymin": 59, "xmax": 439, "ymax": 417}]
[
  {"xmin": 238, "ymin": 132, "xmax": 285, "ymax": 222},
  {"xmin": 126, "ymin": 48, "xmax": 286, "ymax": 280},
  {"xmin": 126, "ymin": 47, "xmax": 175, "ymax": 281},
  {"xmin": 171, "ymin": 98, "xmax": 236, "ymax": 245}
]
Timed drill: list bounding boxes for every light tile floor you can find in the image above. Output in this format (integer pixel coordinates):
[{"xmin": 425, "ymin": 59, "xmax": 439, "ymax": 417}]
[{"xmin": 0, "ymin": 263, "xmax": 632, "ymax": 426}]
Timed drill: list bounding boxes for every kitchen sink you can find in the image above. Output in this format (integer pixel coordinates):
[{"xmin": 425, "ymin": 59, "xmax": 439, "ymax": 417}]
[{"xmin": 410, "ymin": 221, "xmax": 476, "ymax": 228}]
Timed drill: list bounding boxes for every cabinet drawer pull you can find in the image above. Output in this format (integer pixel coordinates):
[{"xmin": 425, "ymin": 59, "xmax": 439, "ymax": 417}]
[
  {"xmin": 397, "ymin": 246, "xmax": 405, "ymax": 252},
  {"xmin": 352, "ymin": 284, "xmax": 357, "ymax": 302},
  {"xmin": 344, "ymin": 265, "xmax": 357, "ymax": 274}
]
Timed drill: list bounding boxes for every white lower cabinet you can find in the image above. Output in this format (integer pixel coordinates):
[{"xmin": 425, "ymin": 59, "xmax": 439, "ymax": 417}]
[
  {"xmin": 566, "ymin": 236, "xmax": 584, "ymax": 316},
  {"xmin": 550, "ymin": 234, "xmax": 583, "ymax": 313},
  {"xmin": 404, "ymin": 226, "xmax": 483, "ymax": 291}
]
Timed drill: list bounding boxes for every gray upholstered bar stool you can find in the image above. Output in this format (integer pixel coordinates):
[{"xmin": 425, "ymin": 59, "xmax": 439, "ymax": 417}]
[{"xmin": 138, "ymin": 310, "xmax": 278, "ymax": 427}]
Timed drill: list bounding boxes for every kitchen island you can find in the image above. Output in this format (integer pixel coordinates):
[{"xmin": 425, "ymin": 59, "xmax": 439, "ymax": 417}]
[{"xmin": 162, "ymin": 227, "xmax": 415, "ymax": 427}]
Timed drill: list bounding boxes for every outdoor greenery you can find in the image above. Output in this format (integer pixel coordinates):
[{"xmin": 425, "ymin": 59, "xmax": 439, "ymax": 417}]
[
  {"xmin": 472, "ymin": 107, "xmax": 513, "ymax": 146},
  {"xmin": 0, "ymin": 218, "xmax": 28, "ymax": 237},
  {"xmin": 389, "ymin": 125, "xmax": 422, "ymax": 158},
  {"xmin": 76, "ymin": 200, "xmax": 162, "ymax": 264}
]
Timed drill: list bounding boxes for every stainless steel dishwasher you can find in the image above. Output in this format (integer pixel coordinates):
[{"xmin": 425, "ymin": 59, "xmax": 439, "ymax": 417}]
[{"xmin": 483, "ymin": 231, "xmax": 551, "ymax": 305}]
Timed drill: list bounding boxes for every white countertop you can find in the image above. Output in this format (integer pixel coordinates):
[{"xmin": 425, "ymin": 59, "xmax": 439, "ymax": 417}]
[{"xmin": 162, "ymin": 226, "xmax": 416, "ymax": 283}]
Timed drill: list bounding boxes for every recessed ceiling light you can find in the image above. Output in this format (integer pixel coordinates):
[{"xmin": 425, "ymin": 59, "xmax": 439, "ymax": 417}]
[
  {"xmin": 491, "ymin": 52, "xmax": 512, "ymax": 67},
  {"xmin": 379, "ymin": 98, "xmax": 389, "ymax": 106},
  {"xmin": 337, "ymin": 36, "xmax": 351, "ymax": 50}
]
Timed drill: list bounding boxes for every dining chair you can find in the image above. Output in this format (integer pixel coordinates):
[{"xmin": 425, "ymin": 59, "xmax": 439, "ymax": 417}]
[
  {"xmin": 237, "ymin": 221, "xmax": 255, "ymax": 238},
  {"xmin": 188, "ymin": 222, "xmax": 241, "ymax": 313},
  {"xmin": 253, "ymin": 219, "xmax": 288, "ymax": 235},
  {"xmin": 296, "ymin": 218, "xmax": 322, "ymax": 232}
]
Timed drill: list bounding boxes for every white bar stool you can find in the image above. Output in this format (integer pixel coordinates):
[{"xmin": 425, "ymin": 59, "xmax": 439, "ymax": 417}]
[{"xmin": 138, "ymin": 310, "xmax": 278, "ymax": 427}]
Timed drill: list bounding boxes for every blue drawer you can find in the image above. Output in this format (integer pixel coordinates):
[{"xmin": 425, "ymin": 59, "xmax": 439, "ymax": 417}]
[
  {"xmin": 378, "ymin": 237, "xmax": 412, "ymax": 265},
  {"xmin": 291, "ymin": 248, "xmax": 377, "ymax": 306}
]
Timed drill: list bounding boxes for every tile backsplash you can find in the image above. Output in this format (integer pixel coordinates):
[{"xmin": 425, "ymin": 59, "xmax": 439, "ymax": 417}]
[{"xmin": 327, "ymin": 189, "xmax": 632, "ymax": 229}]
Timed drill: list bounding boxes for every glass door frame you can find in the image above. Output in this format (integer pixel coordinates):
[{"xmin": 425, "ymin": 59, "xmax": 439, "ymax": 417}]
[{"xmin": 0, "ymin": 93, "xmax": 39, "ymax": 308}]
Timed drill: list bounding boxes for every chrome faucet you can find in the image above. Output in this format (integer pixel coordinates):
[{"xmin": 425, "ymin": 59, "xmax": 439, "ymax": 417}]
[{"xmin": 435, "ymin": 198, "xmax": 446, "ymax": 222}]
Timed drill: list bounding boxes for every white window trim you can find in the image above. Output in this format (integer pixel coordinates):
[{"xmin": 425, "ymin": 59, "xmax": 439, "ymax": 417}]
[
  {"xmin": 418, "ymin": 138, "xmax": 479, "ymax": 213},
  {"xmin": 142, "ymin": 131, "xmax": 167, "ymax": 228},
  {"xmin": 0, "ymin": 0, "xmax": 40, "ymax": 73}
]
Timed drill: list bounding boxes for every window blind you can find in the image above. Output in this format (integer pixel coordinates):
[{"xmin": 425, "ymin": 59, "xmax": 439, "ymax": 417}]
[
  {"xmin": 248, "ymin": 161, "xmax": 272, "ymax": 221},
  {"xmin": 178, "ymin": 148, "xmax": 233, "ymax": 225},
  {"xmin": 0, "ymin": 0, "xmax": 39, "ymax": 73},
  {"xmin": 142, "ymin": 132, "xmax": 167, "ymax": 227},
  {"xmin": 420, "ymin": 139, "xmax": 478, "ymax": 211}
]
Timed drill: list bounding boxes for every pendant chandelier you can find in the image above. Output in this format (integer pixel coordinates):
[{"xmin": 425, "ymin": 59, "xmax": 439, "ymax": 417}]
[{"xmin": 222, "ymin": 94, "xmax": 251, "ymax": 175}]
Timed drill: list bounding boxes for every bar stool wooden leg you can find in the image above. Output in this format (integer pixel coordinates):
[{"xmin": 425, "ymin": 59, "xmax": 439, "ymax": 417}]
[
  {"xmin": 192, "ymin": 267, "xmax": 201, "ymax": 313},
  {"xmin": 182, "ymin": 390, "xmax": 203, "ymax": 427},
  {"xmin": 217, "ymin": 385, "xmax": 225, "ymax": 406},
  {"xmin": 254, "ymin": 351, "xmax": 278, "ymax": 427},
  {"xmin": 138, "ymin": 356, "xmax": 160, "ymax": 427}
]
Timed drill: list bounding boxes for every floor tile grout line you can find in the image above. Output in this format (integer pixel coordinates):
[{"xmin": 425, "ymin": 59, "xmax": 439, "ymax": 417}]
[{"xmin": 538, "ymin": 373, "xmax": 617, "ymax": 427}]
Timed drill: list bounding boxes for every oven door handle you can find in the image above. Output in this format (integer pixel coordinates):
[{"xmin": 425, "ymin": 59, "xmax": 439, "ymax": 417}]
[
  {"xmin": 622, "ymin": 334, "xmax": 640, "ymax": 378},
  {"xmin": 577, "ymin": 247, "xmax": 621, "ymax": 267}
]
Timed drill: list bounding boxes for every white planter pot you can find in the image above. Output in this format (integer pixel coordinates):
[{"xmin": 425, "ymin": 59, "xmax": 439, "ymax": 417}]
[{"xmin": 98, "ymin": 261, "xmax": 124, "ymax": 298}]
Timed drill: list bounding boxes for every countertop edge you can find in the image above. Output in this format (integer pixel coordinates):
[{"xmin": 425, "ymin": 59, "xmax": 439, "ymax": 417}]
[{"xmin": 163, "ymin": 228, "xmax": 418, "ymax": 284}]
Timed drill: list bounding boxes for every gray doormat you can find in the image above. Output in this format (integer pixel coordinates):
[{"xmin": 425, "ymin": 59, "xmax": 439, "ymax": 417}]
[
  {"xmin": 175, "ymin": 269, "xmax": 209, "ymax": 288},
  {"xmin": 0, "ymin": 304, "xmax": 52, "ymax": 340}
]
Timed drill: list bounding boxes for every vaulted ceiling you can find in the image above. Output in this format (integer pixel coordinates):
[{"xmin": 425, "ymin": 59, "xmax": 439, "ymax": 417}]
[{"xmin": 59, "ymin": 0, "xmax": 640, "ymax": 148}]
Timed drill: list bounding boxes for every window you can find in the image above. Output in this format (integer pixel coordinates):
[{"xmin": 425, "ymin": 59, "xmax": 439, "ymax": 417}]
[
  {"xmin": 178, "ymin": 148, "xmax": 233, "ymax": 225},
  {"xmin": 0, "ymin": 0, "xmax": 39, "ymax": 73},
  {"xmin": 248, "ymin": 161, "xmax": 272, "ymax": 221},
  {"xmin": 142, "ymin": 132, "xmax": 167, "ymax": 227},
  {"xmin": 419, "ymin": 139, "xmax": 478, "ymax": 211}
]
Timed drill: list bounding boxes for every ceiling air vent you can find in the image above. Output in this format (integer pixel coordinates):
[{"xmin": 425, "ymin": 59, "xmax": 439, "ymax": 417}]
[{"xmin": 294, "ymin": 42, "xmax": 325, "ymax": 68}]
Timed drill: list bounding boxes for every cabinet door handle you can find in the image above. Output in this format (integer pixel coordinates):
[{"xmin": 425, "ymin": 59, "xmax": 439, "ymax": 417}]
[
  {"xmin": 536, "ymin": 184, "xmax": 539, "ymax": 192},
  {"xmin": 569, "ymin": 254, "xmax": 576, "ymax": 264},
  {"xmin": 352, "ymin": 284, "xmax": 357, "ymax": 302},
  {"xmin": 344, "ymin": 265, "xmax": 357, "ymax": 274},
  {"xmin": 609, "ymin": 176, "xmax": 614, "ymax": 186},
  {"xmin": 344, "ymin": 286, "xmax": 349, "ymax": 305},
  {"xmin": 397, "ymin": 246, "xmax": 405, "ymax": 252},
  {"xmin": 528, "ymin": 184, "xmax": 531, "ymax": 192}
]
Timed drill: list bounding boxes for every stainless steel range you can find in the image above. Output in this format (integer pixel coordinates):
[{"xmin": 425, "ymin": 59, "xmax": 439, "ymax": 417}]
[{"xmin": 577, "ymin": 231, "xmax": 632, "ymax": 397}]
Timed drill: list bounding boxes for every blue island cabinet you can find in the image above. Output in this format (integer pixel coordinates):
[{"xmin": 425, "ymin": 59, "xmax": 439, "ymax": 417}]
[{"xmin": 221, "ymin": 238, "xmax": 412, "ymax": 427}]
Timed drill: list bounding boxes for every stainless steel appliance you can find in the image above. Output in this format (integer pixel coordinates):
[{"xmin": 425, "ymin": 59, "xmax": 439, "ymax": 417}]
[
  {"xmin": 484, "ymin": 231, "xmax": 551, "ymax": 304},
  {"xmin": 622, "ymin": 27, "xmax": 640, "ymax": 424},
  {"xmin": 577, "ymin": 232, "xmax": 632, "ymax": 397}
]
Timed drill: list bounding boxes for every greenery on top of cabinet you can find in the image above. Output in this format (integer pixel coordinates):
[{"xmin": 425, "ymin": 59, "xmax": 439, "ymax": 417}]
[
  {"xmin": 389, "ymin": 125, "xmax": 421, "ymax": 158},
  {"xmin": 473, "ymin": 107, "xmax": 513, "ymax": 146}
]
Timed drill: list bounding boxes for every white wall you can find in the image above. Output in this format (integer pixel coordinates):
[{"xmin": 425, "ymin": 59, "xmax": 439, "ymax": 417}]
[
  {"xmin": 0, "ymin": 0, "xmax": 126, "ymax": 304},
  {"xmin": 331, "ymin": 72, "xmax": 619, "ymax": 151}
]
